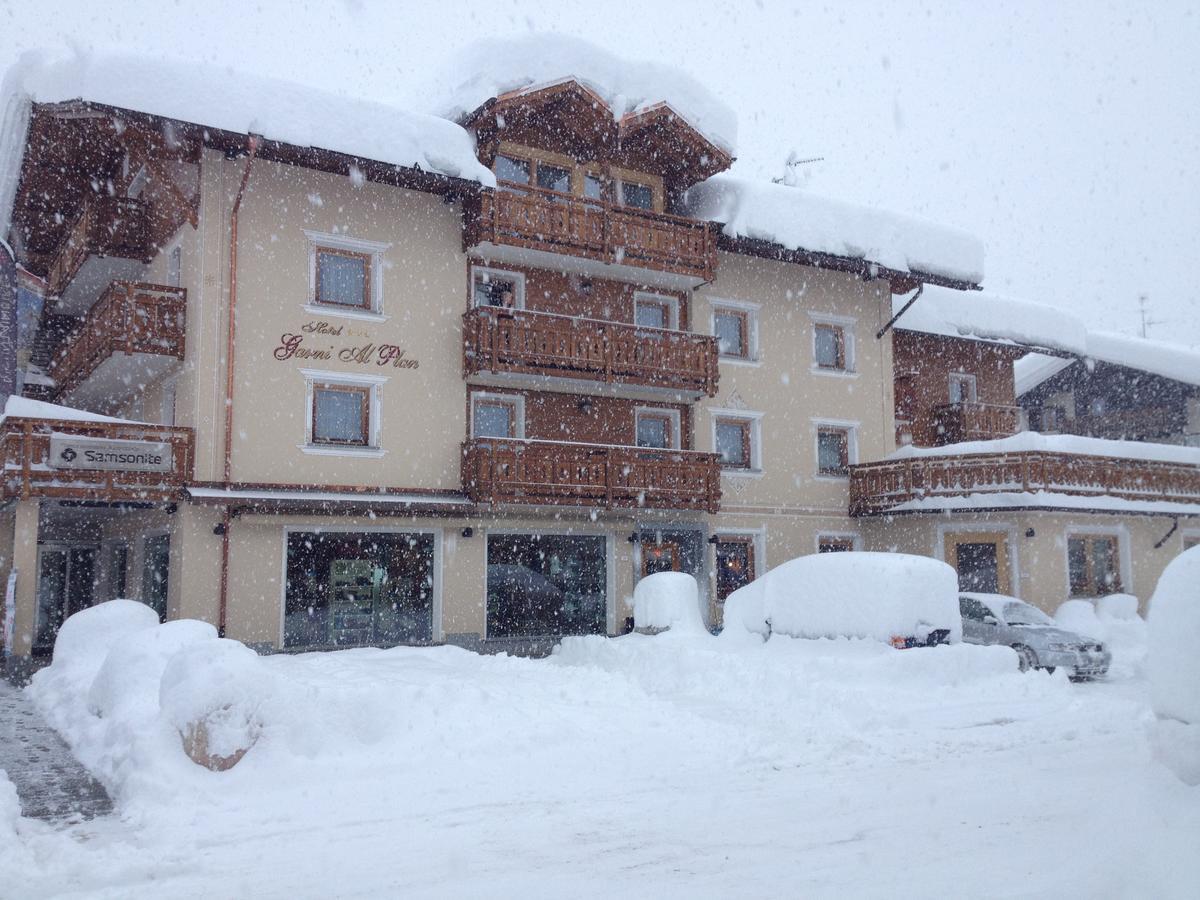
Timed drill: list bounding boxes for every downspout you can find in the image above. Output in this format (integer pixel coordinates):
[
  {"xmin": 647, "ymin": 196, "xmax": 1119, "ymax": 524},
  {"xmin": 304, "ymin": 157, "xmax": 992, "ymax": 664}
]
[{"xmin": 218, "ymin": 136, "xmax": 259, "ymax": 638}]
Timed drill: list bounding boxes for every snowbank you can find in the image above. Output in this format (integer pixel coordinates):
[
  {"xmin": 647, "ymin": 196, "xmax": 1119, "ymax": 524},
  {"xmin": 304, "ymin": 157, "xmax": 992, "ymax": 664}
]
[
  {"xmin": 1148, "ymin": 548, "xmax": 1200, "ymax": 725},
  {"xmin": 1055, "ymin": 595, "xmax": 1147, "ymax": 680},
  {"xmin": 683, "ymin": 174, "xmax": 984, "ymax": 284},
  {"xmin": 722, "ymin": 552, "xmax": 961, "ymax": 644},
  {"xmin": 633, "ymin": 571, "xmax": 705, "ymax": 634},
  {"xmin": 428, "ymin": 34, "xmax": 737, "ymax": 154},
  {"xmin": 888, "ymin": 430, "xmax": 1200, "ymax": 466}
]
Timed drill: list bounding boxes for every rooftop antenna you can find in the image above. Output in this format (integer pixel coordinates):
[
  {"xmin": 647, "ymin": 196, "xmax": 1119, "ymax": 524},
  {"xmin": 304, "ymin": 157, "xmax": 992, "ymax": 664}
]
[
  {"xmin": 1138, "ymin": 294, "xmax": 1164, "ymax": 338},
  {"xmin": 772, "ymin": 152, "xmax": 825, "ymax": 186}
]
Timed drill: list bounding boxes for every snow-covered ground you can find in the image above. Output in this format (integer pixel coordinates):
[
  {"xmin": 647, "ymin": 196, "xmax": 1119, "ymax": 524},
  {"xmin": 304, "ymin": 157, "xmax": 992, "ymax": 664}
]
[{"xmin": 2, "ymin": 605, "xmax": 1198, "ymax": 899}]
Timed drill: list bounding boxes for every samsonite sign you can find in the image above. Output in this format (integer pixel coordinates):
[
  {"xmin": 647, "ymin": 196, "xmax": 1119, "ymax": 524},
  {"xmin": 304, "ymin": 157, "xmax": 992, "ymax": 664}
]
[{"xmin": 49, "ymin": 434, "xmax": 174, "ymax": 474}]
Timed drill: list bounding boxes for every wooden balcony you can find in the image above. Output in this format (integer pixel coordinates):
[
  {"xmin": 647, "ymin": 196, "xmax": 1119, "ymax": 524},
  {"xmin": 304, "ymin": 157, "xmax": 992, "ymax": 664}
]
[
  {"xmin": 463, "ymin": 183, "xmax": 718, "ymax": 281},
  {"xmin": 1, "ymin": 417, "xmax": 194, "ymax": 503},
  {"xmin": 850, "ymin": 450, "xmax": 1200, "ymax": 516},
  {"xmin": 931, "ymin": 402, "xmax": 1020, "ymax": 445},
  {"xmin": 49, "ymin": 281, "xmax": 186, "ymax": 400},
  {"xmin": 462, "ymin": 438, "xmax": 721, "ymax": 512},
  {"xmin": 45, "ymin": 196, "xmax": 154, "ymax": 297},
  {"xmin": 463, "ymin": 306, "xmax": 719, "ymax": 396}
]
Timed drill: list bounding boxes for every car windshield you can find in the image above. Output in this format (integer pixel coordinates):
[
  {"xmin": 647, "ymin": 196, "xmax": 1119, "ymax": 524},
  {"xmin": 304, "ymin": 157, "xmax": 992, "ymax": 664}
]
[{"xmin": 1002, "ymin": 602, "xmax": 1054, "ymax": 626}]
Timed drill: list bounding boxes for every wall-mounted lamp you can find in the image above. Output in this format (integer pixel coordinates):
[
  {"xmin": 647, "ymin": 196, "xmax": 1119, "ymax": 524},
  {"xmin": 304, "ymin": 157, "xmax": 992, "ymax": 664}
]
[
  {"xmin": 578, "ymin": 397, "xmax": 594, "ymax": 415},
  {"xmin": 1025, "ymin": 528, "xmax": 1036, "ymax": 538},
  {"xmin": 213, "ymin": 522, "xmax": 227, "ymax": 536},
  {"xmin": 461, "ymin": 527, "xmax": 474, "ymax": 538}
]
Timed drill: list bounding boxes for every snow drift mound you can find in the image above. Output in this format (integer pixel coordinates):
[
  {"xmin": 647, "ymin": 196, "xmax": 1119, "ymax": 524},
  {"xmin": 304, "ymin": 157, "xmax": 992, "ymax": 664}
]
[
  {"xmin": 1147, "ymin": 547, "xmax": 1200, "ymax": 784},
  {"xmin": 633, "ymin": 571, "xmax": 705, "ymax": 634},
  {"xmin": 722, "ymin": 552, "xmax": 961, "ymax": 644},
  {"xmin": 1055, "ymin": 595, "xmax": 1146, "ymax": 680}
]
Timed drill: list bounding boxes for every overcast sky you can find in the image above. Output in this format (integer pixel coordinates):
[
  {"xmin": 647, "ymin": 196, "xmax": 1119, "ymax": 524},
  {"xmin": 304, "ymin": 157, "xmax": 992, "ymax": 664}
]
[{"xmin": 3, "ymin": 0, "xmax": 1197, "ymax": 346}]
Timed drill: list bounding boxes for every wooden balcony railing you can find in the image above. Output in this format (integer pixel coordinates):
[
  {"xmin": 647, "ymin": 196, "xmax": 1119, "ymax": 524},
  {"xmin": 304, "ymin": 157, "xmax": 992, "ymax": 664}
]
[
  {"xmin": 45, "ymin": 196, "xmax": 153, "ymax": 297},
  {"xmin": 1, "ymin": 418, "xmax": 194, "ymax": 502},
  {"xmin": 463, "ymin": 306, "xmax": 719, "ymax": 396},
  {"xmin": 1051, "ymin": 407, "xmax": 1183, "ymax": 441},
  {"xmin": 48, "ymin": 282, "xmax": 186, "ymax": 398},
  {"xmin": 462, "ymin": 438, "xmax": 722, "ymax": 512},
  {"xmin": 850, "ymin": 450, "xmax": 1200, "ymax": 516},
  {"xmin": 931, "ymin": 402, "xmax": 1020, "ymax": 445},
  {"xmin": 464, "ymin": 182, "xmax": 718, "ymax": 281}
]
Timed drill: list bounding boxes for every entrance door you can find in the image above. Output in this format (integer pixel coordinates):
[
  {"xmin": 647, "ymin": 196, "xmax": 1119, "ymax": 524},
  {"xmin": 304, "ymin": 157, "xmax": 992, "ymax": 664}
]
[
  {"xmin": 641, "ymin": 542, "xmax": 680, "ymax": 577},
  {"xmin": 35, "ymin": 544, "xmax": 98, "ymax": 653},
  {"xmin": 944, "ymin": 532, "xmax": 1011, "ymax": 594}
]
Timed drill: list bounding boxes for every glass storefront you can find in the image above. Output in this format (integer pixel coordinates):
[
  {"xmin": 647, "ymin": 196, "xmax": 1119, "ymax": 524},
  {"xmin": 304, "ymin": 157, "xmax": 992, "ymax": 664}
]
[
  {"xmin": 284, "ymin": 531, "xmax": 435, "ymax": 648},
  {"xmin": 486, "ymin": 534, "xmax": 607, "ymax": 638}
]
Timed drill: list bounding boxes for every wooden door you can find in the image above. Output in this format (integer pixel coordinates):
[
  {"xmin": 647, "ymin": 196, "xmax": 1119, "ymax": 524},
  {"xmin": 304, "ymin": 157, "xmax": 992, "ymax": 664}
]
[{"xmin": 944, "ymin": 532, "xmax": 1012, "ymax": 594}]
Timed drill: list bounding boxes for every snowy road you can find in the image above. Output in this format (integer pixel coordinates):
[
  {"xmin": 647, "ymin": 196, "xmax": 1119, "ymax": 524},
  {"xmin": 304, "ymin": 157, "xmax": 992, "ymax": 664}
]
[{"xmin": 3, "ymin": 633, "xmax": 1198, "ymax": 899}]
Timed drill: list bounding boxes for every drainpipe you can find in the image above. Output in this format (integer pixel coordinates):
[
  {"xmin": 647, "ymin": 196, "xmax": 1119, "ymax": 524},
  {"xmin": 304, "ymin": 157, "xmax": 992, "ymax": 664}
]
[{"xmin": 218, "ymin": 136, "xmax": 259, "ymax": 637}]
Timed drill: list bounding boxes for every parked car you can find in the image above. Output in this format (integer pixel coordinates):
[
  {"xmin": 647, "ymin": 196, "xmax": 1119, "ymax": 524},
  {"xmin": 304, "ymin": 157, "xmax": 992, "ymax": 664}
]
[{"xmin": 958, "ymin": 593, "xmax": 1111, "ymax": 679}]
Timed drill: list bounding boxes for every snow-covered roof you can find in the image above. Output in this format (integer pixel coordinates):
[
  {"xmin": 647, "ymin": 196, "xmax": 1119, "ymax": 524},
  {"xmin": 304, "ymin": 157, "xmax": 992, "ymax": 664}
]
[
  {"xmin": 428, "ymin": 35, "xmax": 737, "ymax": 156},
  {"xmin": 889, "ymin": 431, "xmax": 1200, "ymax": 466},
  {"xmin": 681, "ymin": 174, "xmax": 985, "ymax": 285},
  {"xmin": 896, "ymin": 285, "xmax": 1200, "ymax": 389},
  {"xmin": 889, "ymin": 490, "xmax": 1200, "ymax": 517},
  {"xmin": 0, "ymin": 48, "xmax": 496, "ymax": 235},
  {"xmin": 1013, "ymin": 353, "xmax": 1075, "ymax": 396},
  {"xmin": 0, "ymin": 395, "xmax": 140, "ymax": 425}
]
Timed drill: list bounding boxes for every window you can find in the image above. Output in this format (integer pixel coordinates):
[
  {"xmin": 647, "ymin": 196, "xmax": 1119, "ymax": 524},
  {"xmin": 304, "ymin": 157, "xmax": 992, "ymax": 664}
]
[
  {"xmin": 107, "ymin": 543, "xmax": 128, "ymax": 600},
  {"xmin": 619, "ymin": 179, "xmax": 654, "ymax": 210},
  {"xmin": 817, "ymin": 426, "xmax": 851, "ymax": 476},
  {"xmin": 472, "ymin": 393, "xmax": 523, "ymax": 439},
  {"xmin": 313, "ymin": 383, "xmax": 370, "ymax": 446},
  {"xmin": 495, "ymin": 154, "xmax": 531, "ymax": 185},
  {"xmin": 472, "ymin": 267, "xmax": 524, "ymax": 309},
  {"xmin": 487, "ymin": 533, "xmax": 608, "ymax": 638},
  {"xmin": 1068, "ymin": 535, "xmax": 1122, "ymax": 596},
  {"xmin": 814, "ymin": 324, "xmax": 846, "ymax": 370},
  {"xmin": 536, "ymin": 163, "xmax": 571, "ymax": 194},
  {"xmin": 142, "ymin": 534, "xmax": 170, "ymax": 622},
  {"xmin": 634, "ymin": 293, "xmax": 678, "ymax": 331},
  {"xmin": 715, "ymin": 536, "xmax": 756, "ymax": 600},
  {"xmin": 160, "ymin": 378, "xmax": 177, "ymax": 426},
  {"xmin": 949, "ymin": 373, "xmax": 978, "ymax": 404},
  {"xmin": 315, "ymin": 248, "xmax": 370, "ymax": 310},
  {"xmin": 583, "ymin": 172, "xmax": 605, "ymax": 202},
  {"xmin": 167, "ymin": 244, "xmax": 182, "ymax": 288},
  {"xmin": 713, "ymin": 309, "xmax": 750, "ymax": 359},
  {"xmin": 635, "ymin": 408, "xmax": 679, "ymax": 449},
  {"xmin": 958, "ymin": 596, "xmax": 993, "ymax": 621},
  {"xmin": 715, "ymin": 417, "xmax": 752, "ymax": 469},
  {"xmin": 818, "ymin": 535, "xmax": 856, "ymax": 553}
]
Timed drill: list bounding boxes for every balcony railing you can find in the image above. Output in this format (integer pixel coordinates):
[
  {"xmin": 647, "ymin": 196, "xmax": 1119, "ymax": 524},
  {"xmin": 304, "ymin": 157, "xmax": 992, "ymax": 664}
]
[
  {"xmin": 49, "ymin": 282, "xmax": 187, "ymax": 398},
  {"xmin": 1049, "ymin": 407, "xmax": 1183, "ymax": 441},
  {"xmin": 463, "ymin": 306, "xmax": 719, "ymax": 396},
  {"xmin": 462, "ymin": 438, "xmax": 721, "ymax": 512},
  {"xmin": 931, "ymin": 402, "xmax": 1020, "ymax": 444},
  {"xmin": 45, "ymin": 196, "xmax": 153, "ymax": 297},
  {"xmin": 1, "ymin": 417, "xmax": 194, "ymax": 502},
  {"xmin": 849, "ymin": 450, "xmax": 1200, "ymax": 516},
  {"xmin": 463, "ymin": 182, "xmax": 718, "ymax": 281}
]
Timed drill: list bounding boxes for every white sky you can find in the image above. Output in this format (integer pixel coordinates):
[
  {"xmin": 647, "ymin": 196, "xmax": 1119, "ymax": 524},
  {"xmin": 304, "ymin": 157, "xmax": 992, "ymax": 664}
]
[{"xmin": 3, "ymin": 0, "xmax": 1197, "ymax": 346}]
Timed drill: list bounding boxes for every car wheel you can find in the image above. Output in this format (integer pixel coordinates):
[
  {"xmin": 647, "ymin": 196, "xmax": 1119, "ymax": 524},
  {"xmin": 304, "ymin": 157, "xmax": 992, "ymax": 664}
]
[{"xmin": 1013, "ymin": 644, "xmax": 1038, "ymax": 672}]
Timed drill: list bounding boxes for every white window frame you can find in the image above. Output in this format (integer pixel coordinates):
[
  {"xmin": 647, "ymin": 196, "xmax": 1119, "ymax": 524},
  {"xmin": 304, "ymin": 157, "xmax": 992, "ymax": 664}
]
[
  {"xmin": 948, "ymin": 372, "xmax": 978, "ymax": 404},
  {"xmin": 303, "ymin": 229, "xmax": 391, "ymax": 321},
  {"xmin": 709, "ymin": 407, "xmax": 764, "ymax": 476},
  {"xmin": 709, "ymin": 298, "xmax": 761, "ymax": 366},
  {"xmin": 299, "ymin": 367, "xmax": 388, "ymax": 457},
  {"xmin": 470, "ymin": 391, "xmax": 525, "ymax": 440},
  {"xmin": 811, "ymin": 417, "xmax": 859, "ymax": 480},
  {"xmin": 471, "ymin": 265, "xmax": 526, "ymax": 310},
  {"xmin": 815, "ymin": 531, "xmax": 862, "ymax": 553},
  {"xmin": 1064, "ymin": 524, "xmax": 1132, "ymax": 597},
  {"xmin": 633, "ymin": 291, "xmax": 679, "ymax": 331},
  {"xmin": 807, "ymin": 311, "xmax": 857, "ymax": 376},
  {"xmin": 634, "ymin": 406, "xmax": 682, "ymax": 449}
]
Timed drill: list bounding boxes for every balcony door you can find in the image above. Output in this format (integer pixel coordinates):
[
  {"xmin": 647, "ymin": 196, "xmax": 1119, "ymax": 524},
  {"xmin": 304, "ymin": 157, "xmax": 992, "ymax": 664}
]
[{"xmin": 944, "ymin": 532, "xmax": 1011, "ymax": 594}]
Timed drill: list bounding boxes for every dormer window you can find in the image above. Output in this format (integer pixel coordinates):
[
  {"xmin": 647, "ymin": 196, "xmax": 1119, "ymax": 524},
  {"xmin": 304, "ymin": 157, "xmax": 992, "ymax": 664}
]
[{"xmin": 619, "ymin": 179, "xmax": 654, "ymax": 211}]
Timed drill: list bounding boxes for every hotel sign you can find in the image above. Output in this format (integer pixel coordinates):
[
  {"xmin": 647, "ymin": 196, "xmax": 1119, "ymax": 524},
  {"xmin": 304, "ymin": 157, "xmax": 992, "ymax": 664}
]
[{"xmin": 49, "ymin": 434, "xmax": 174, "ymax": 474}]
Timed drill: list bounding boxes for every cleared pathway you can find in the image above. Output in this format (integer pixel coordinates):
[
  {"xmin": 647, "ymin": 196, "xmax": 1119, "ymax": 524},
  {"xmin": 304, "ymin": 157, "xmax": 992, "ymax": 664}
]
[{"xmin": 0, "ymin": 680, "xmax": 112, "ymax": 822}]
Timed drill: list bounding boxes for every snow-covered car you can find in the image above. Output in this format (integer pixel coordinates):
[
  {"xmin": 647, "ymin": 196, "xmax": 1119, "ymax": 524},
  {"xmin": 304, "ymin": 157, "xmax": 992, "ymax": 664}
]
[
  {"xmin": 958, "ymin": 593, "xmax": 1111, "ymax": 679},
  {"xmin": 722, "ymin": 551, "xmax": 961, "ymax": 647}
]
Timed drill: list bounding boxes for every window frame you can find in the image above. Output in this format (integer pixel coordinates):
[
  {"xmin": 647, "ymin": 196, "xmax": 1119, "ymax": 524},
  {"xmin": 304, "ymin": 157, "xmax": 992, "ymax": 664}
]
[
  {"xmin": 813, "ymin": 323, "xmax": 846, "ymax": 371},
  {"xmin": 711, "ymin": 409, "xmax": 763, "ymax": 473},
  {"xmin": 710, "ymin": 300, "xmax": 760, "ymax": 364},
  {"xmin": 300, "ymin": 368, "xmax": 387, "ymax": 456},
  {"xmin": 471, "ymin": 265, "xmax": 526, "ymax": 310},
  {"xmin": 304, "ymin": 230, "xmax": 390, "ymax": 320},
  {"xmin": 617, "ymin": 178, "xmax": 655, "ymax": 211},
  {"xmin": 1067, "ymin": 532, "xmax": 1123, "ymax": 597},
  {"xmin": 812, "ymin": 419, "xmax": 858, "ymax": 479},
  {"xmin": 948, "ymin": 372, "xmax": 979, "ymax": 405},
  {"xmin": 817, "ymin": 533, "xmax": 860, "ymax": 553},
  {"xmin": 633, "ymin": 292, "xmax": 680, "ymax": 331},
  {"xmin": 808, "ymin": 312, "xmax": 856, "ymax": 375},
  {"xmin": 634, "ymin": 406, "xmax": 681, "ymax": 450},
  {"xmin": 470, "ymin": 391, "xmax": 525, "ymax": 440},
  {"xmin": 311, "ymin": 382, "xmax": 372, "ymax": 447},
  {"xmin": 714, "ymin": 535, "xmax": 756, "ymax": 601},
  {"xmin": 314, "ymin": 247, "xmax": 372, "ymax": 311}
]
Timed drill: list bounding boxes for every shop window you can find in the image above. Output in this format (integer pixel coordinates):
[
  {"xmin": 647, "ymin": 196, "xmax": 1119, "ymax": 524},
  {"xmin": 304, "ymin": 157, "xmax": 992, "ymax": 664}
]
[
  {"xmin": 487, "ymin": 533, "xmax": 607, "ymax": 638},
  {"xmin": 1068, "ymin": 535, "xmax": 1122, "ymax": 596},
  {"xmin": 108, "ymin": 543, "xmax": 128, "ymax": 599},
  {"xmin": 472, "ymin": 393, "xmax": 523, "ymax": 440},
  {"xmin": 949, "ymin": 372, "xmax": 978, "ymax": 404},
  {"xmin": 818, "ymin": 535, "xmax": 857, "ymax": 553},
  {"xmin": 715, "ymin": 536, "xmax": 755, "ymax": 600},
  {"xmin": 312, "ymin": 383, "xmax": 371, "ymax": 447},
  {"xmin": 315, "ymin": 248, "xmax": 371, "ymax": 310},
  {"xmin": 472, "ymin": 266, "xmax": 524, "ymax": 309},
  {"xmin": 816, "ymin": 426, "xmax": 852, "ymax": 476},
  {"xmin": 715, "ymin": 415, "xmax": 757, "ymax": 470},
  {"xmin": 814, "ymin": 323, "xmax": 846, "ymax": 370},
  {"xmin": 285, "ymin": 531, "xmax": 435, "ymax": 648},
  {"xmin": 636, "ymin": 408, "xmax": 678, "ymax": 450},
  {"xmin": 619, "ymin": 179, "xmax": 655, "ymax": 210},
  {"xmin": 634, "ymin": 292, "xmax": 678, "ymax": 330},
  {"xmin": 142, "ymin": 534, "xmax": 170, "ymax": 622}
]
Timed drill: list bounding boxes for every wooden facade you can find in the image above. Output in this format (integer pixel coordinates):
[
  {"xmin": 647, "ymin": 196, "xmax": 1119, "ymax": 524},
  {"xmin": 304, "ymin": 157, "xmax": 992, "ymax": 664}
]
[
  {"xmin": 462, "ymin": 438, "xmax": 721, "ymax": 512},
  {"xmin": 930, "ymin": 401, "xmax": 1021, "ymax": 444},
  {"xmin": 44, "ymin": 196, "xmax": 155, "ymax": 297},
  {"xmin": 463, "ymin": 306, "xmax": 719, "ymax": 395},
  {"xmin": 1, "ymin": 417, "xmax": 194, "ymax": 502},
  {"xmin": 49, "ymin": 281, "xmax": 187, "ymax": 398},
  {"xmin": 849, "ymin": 450, "xmax": 1200, "ymax": 516}
]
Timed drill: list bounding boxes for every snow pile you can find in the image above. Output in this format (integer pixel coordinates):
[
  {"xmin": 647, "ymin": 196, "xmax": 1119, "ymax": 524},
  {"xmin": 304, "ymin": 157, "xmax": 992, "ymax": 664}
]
[
  {"xmin": 1147, "ymin": 547, "xmax": 1200, "ymax": 784},
  {"xmin": 722, "ymin": 552, "xmax": 962, "ymax": 644},
  {"xmin": 889, "ymin": 429, "xmax": 1200, "ymax": 466},
  {"xmin": 429, "ymin": 34, "xmax": 737, "ymax": 154},
  {"xmin": 1097, "ymin": 593, "xmax": 1141, "ymax": 621},
  {"xmin": 633, "ymin": 571, "xmax": 705, "ymax": 634},
  {"xmin": 1055, "ymin": 595, "xmax": 1147, "ymax": 680},
  {"xmin": 683, "ymin": 174, "xmax": 984, "ymax": 284},
  {"xmin": 896, "ymin": 284, "xmax": 1086, "ymax": 352}
]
